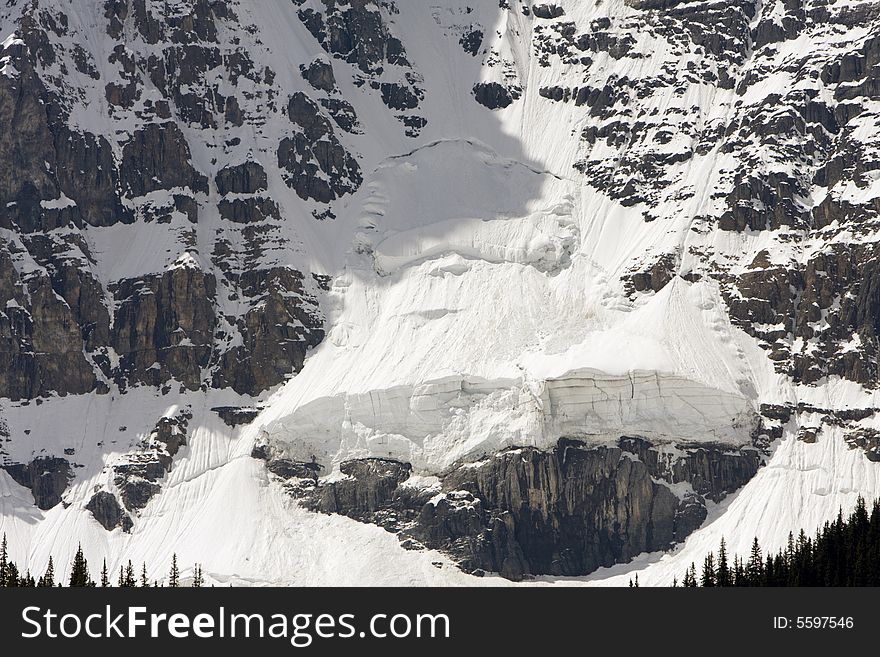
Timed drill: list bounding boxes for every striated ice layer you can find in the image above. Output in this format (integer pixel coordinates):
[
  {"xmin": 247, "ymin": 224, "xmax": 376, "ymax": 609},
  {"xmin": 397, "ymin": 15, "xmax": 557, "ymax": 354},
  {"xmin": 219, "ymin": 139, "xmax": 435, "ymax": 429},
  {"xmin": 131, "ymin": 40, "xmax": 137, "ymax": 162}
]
[{"xmin": 260, "ymin": 369, "xmax": 756, "ymax": 473}]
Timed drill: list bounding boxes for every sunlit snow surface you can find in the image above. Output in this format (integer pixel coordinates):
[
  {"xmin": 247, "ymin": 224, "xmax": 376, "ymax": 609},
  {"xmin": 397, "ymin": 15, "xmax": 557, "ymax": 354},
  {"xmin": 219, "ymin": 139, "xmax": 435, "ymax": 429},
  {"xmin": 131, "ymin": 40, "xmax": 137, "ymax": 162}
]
[{"xmin": 2, "ymin": 0, "xmax": 880, "ymax": 585}]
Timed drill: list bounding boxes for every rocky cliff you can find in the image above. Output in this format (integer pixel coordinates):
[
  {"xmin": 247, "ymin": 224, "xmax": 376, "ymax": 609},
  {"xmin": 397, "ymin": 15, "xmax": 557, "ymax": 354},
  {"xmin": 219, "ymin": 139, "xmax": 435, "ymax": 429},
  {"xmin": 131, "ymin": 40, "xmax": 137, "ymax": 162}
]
[
  {"xmin": 268, "ymin": 437, "xmax": 761, "ymax": 580},
  {"xmin": 2, "ymin": 0, "xmax": 880, "ymax": 585}
]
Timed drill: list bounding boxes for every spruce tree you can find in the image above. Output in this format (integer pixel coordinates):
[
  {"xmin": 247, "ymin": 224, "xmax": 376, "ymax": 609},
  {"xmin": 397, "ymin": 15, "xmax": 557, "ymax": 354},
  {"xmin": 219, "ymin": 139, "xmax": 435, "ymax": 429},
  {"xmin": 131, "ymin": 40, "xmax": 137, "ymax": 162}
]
[
  {"xmin": 118, "ymin": 565, "xmax": 125, "ymax": 588},
  {"xmin": 69, "ymin": 544, "xmax": 94, "ymax": 587},
  {"xmin": 746, "ymin": 537, "xmax": 763, "ymax": 585},
  {"xmin": 683, "ymin": 562, "xmax": 697, "ymax": 587},
  {"xmin": 192, "ymin": 564, "xmax": 203, "ymax": 587},
  {"xmin": 122, "ymin": 560, "xmax": 136, "ymax": 587},
  {"xmin": 6, "ymin": 561, "xmax": 19, "ymax": 587},
  {"xmin": 684, "ymin": 496, "xmax": 880, "ymax": 587},
  {"xmin": 0, "ymin": 533, "xmax": 8, "ymax": 587},
  {"xmin": 764, "ymin": 554, "xmax": 775, "ymax": 585},
  {"xmin": 141, "ymin": 563, "xmax": 149, "ymax": 587},
  {"xmin": 101, "ymin": 559, "xmax": 110, "ymax": 587},
  {"xmin": 168, "ymin": 554, "xmax": 179, "ymax": 588},
  {"xmin": 701, "ymin": 553, "xmax": 716, "ymax": 587},
  {"xmin": 716, "ymin": 538, "xmax": 731, "ymax": 586},
  {"xmin": 38, "ymin": 556, "xmax": 55, "ymax": 587}
]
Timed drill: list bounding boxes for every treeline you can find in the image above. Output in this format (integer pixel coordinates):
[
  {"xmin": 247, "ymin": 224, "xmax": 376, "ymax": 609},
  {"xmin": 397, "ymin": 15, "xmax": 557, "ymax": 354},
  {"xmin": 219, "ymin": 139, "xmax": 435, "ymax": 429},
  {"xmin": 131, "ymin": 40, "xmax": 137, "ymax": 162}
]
[
  {"xmin": 675, "ymin": 496, "xmax": 880, "ymax": 587},
  {"xmin": 0, "ymin": 536, "xmax": 204, "ymax": 587}
]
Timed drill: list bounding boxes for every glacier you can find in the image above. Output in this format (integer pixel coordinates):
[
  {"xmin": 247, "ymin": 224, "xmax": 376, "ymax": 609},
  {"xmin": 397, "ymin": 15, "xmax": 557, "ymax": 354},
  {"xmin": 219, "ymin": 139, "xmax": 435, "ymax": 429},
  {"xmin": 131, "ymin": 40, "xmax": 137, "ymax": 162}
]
[{"xmin": 1, "ymin": 0, "xmax": 880, "ymax": 585}]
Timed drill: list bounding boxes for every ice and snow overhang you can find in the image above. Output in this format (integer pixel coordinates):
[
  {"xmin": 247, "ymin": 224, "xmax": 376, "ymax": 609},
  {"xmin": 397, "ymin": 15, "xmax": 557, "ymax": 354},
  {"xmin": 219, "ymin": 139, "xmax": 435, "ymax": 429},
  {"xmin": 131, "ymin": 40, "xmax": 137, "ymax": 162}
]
[
  {"xmin": 257, "ymin": 367, "xmax": 757, "ymax": 474},
  {"xmin": 538, "ymin": 368, "xmax": 756, "ymax": 447}
]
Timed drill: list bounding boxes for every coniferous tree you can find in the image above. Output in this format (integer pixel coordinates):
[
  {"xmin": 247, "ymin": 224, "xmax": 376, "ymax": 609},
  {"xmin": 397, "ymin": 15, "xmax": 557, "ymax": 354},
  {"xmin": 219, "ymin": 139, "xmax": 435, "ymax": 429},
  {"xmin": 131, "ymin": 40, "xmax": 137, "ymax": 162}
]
[
  {"xmin": 101, "ymin": 559, "xmax": 110, "ymax": 587},
  {"xmin": 122, "ymin": 560, "xmax": 136, "ymax": 588},
  {"xmin": 69, "ymin": 544, "xmax": 94, "ymax": 587},
  {"xmin": 38, "ymin": 556, "xmax": 55, "ymax": 587},
  {"xmin": 168, "ymin": 553, "xmax": 180, "ymax": 588},
  {"xmin": 682, "ymin": 496, "xmax": 880, "ymax": 587},
  {"xmin": 701, "ymin": 553, "xmax": 716, "ymax": 587},
  {"xmin": 141, "ymin": 562, "xmax": 149, "ymax": 587},
  {"xmin": 192, "ymin": 564, "xmax": 203, "ymax": 587},
  {"xmin": 6, "ymin": 561, "xmax": 19, "ymax": 587},
  {"xmin": 683, "ymin": 563, "xmax": 697, "ymax": 587},
  {"xmin": 0, "ymin": 533, "xmax": 8, "ymax": 587},
  {"xmin": 764, "ymin": 554, "xmax": 775, "ymax": 585},
  {"xmin": 118, "ymin": 565, "xmax": 125, "ymax": 588},
  {"xmin": 746, "ymin": 537, "xmax": 764, "ymax": 585},
  {"xmin": 716, "ymin": 539, "xmax": 731, "ymax": 586}
]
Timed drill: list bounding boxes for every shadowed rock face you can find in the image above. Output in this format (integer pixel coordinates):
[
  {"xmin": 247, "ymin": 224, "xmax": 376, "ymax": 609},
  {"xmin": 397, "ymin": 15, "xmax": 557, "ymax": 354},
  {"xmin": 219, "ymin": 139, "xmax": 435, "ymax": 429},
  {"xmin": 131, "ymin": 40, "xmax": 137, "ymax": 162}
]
[
  {"xmin": 281, "ymin": 438, "xmax": 762, "ymax": 580},
  {"xmin": 279, "ymin": 92, "xmax": 362, "ymax": 203},
  {"xmin": 114, "ymin": 410, "xmax": 191, "ymax": 513},
  {"xmin": 86, "ymin": 491, "xmax": 133, "ymax": 532},
  {"xmin": 617, "ymin": 436, "xmax": 762, "ymax": 503},
  {"xmin": 430, "ymin": 441, "xmax": 686, "ymax": 579},
  {"xmin": 2, "ymin": 457, "xmax": 71, "ymax": 509},
  {"xmin": 473, "ymin": 81, "xmax": 521, "ymax": 110}
]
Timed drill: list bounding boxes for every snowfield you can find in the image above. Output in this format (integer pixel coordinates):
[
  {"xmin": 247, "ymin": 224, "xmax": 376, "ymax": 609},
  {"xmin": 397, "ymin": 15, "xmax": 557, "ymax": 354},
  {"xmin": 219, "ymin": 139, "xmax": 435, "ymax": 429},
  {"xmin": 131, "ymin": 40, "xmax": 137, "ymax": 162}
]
[{"xmin": 2, "ymin": 0, "xmax": 880, "ymax": 586}]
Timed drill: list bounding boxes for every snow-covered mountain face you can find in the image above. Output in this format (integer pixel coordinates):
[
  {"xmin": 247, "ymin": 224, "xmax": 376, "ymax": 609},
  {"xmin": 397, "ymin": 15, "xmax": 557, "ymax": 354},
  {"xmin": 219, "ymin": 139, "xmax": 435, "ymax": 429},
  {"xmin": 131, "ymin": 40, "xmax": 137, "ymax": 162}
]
[{"xmin": 1, "ymin": 0, "xmax": 880, "ymax": 585}]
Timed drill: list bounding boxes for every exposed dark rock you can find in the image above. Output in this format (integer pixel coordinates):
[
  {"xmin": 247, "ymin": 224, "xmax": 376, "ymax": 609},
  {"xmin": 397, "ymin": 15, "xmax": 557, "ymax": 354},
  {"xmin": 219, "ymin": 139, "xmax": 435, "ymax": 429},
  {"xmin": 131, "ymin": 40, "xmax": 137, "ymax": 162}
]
[
  {"xmin": 213, "ymin": 406, "xmax": 260, "ymax": 427},
  {"xmin": 301, "ymin": 58, "xmax": 336, "ymax": 92},
  {"xmin": 798, "ymin": 427, "xmax": 819, "ymax": 443},
  {"xmin": 376, "ymin": 81, "xmax": 421, "ymax": 110},
  {"xmin": 218, "ymin": 197, "xmax": 280, "ymax": 223},
  {"xmin": 86, "ymin": 491, "xmax": 133, "ymax": 532},
  {"xmin": 398, "ymin": 114, "xmax": 427, "ymax": 138},
  {"xmin": 0, "ymin": 247, "xmax": 99, "ymax": 400},
  {"xmin": 473, "ymin": 82, "xmax": 521, "ymax": 110},
  {"xmin": 120, "ymin": 122, "xmax": 208, "ymax": 198},
  {"xmin": 0, "ymin": 43, "xmax": 129, "ymax": 235},
  {"xmin": 215, "ymin": 162, "xmax": 268, "ymax": 195},
  {"xmin": 116, "ymin": 476, "xmax": 162, "ymax": 512},
  {"xmin": 297, "ymin": 0, "xmax": 412, "ymax": 73},
  {"xmin": 318, "ymin": 97, "xmax": 361, "ymax": 133},
  {"xmin": 268, "ymin": 458, "xmax": 324, "ymax": 481},
  {"xmin": 2, "ymin": 457, "xmax": 72, "ymax": 509},
  {"xmin": 844, "ymin": 428, "xmax": 880, "ymax": 462},
  {"xmin": 111, "ymin": 263, "xmax": 216, "ymax": 390},
  {"xmin": 625, "ymin": 0, "xmax": 692, "ymax": 8},
  {"xmin": 279, "ymin": 92, "xmax": 362, "ymax": 202},
  {"xmin": 533, "ymin": 5, "xmax": 565, "ymax": 20},
  {"xmin": 288, "ymin": 437, "xmax": 762, "ymax": 580},
  {"xmin": 212, "ymin": 266, "xmax": 324, "ymax": 394},
  {"xmin": 759, "ymin": 403, "xmax": 793, "ymax": 423},
  {"xmin": 113, "ymin": 410, "xmax": 191, "ymax": 513},
  {"xmin": 301, "ymin": 459, "xmax": 411, "ymax": 515},
  {"xmin": 459, "ymin": 29, "xmax": 483, "ymax": 56},
  {"xmin": 627, "ymin": 253, "xmax": 678, "ymax": 294},
  {"xmin": 617, "ymin": 436, "xmax": 761, "ymax": 503}
]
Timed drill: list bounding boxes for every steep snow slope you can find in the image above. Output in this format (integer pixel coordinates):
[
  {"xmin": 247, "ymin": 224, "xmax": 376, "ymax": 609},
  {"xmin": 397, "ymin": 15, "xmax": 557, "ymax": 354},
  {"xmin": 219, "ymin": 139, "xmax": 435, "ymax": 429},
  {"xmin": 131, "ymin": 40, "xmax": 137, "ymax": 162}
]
[{"xmin": 2, "ymin": 0, "xmax": 880, "ymax": 584}]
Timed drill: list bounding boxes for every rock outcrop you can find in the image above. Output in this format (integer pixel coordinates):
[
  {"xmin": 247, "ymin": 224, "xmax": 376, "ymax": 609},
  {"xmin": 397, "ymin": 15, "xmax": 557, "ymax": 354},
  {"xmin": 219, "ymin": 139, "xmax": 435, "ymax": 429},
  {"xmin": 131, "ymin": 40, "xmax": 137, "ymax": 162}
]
[
  {"xmin": 279, "ymin": 437, "xmax": 762, "ymax": 580},
  {"xmin": 86, "ymin": 491, "xmax": 133, "ymax": 532},
  {"xmin": 0, "ymin": 3, "xmax": 328, "ymax": 401},
  {"xmin": 2, "ymin": 456, "xmax": 71, "ymax": 510},
  {"xmin": 113, "ymin": 409, "xmax": 190, "ymax": 513}
]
